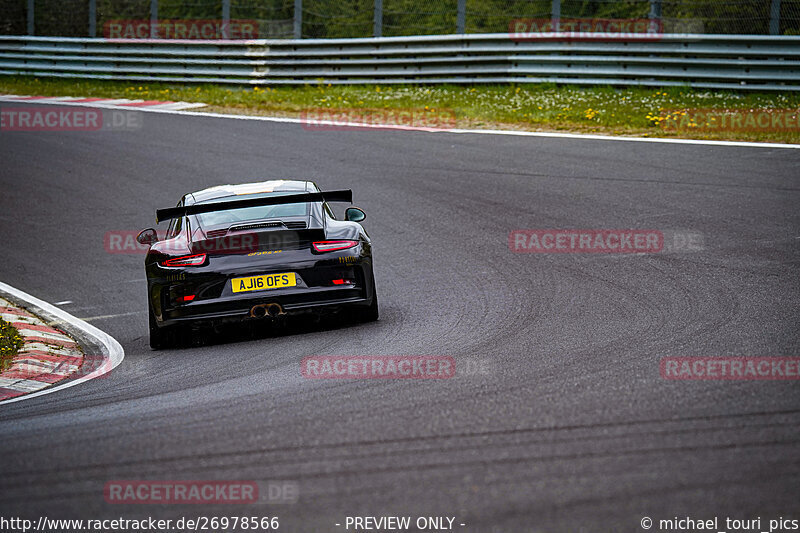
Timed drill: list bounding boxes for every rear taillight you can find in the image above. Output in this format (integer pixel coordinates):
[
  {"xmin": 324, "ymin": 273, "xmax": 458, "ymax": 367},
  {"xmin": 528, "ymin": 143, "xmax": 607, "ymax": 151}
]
[
  {"xmin": 178, "ymin": 295, "xmax": 196, "ymax": 302},
  {"xmin": 161, "ymin": 254, "xmax": 207, "ymax": 267},
  {"xmin": 312, "ymin": 240, "xmax": 359, "ymax": 253}
]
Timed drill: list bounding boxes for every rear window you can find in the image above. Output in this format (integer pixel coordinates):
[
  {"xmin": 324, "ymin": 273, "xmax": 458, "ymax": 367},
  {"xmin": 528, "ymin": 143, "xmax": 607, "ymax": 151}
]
[{"xmin": 195, "ymin": 192, "xmax": 309, "ymax": 228}]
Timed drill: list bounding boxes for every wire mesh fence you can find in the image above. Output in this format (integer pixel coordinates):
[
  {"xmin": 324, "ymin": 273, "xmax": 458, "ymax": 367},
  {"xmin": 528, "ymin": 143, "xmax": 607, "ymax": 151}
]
[
  {"xmin": 230, "ymin": 0, "xmax": 293, "ymax": 37},
  {"xmin": 1, "ymin": 0, "xmax": 799, "ymax": 38}
]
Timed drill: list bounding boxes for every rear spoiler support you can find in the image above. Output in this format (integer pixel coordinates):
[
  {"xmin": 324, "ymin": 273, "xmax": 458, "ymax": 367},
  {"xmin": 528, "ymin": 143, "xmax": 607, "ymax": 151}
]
[{"xmin": 156, "ymin": 189, "xmax": 353, "ymax": 224}]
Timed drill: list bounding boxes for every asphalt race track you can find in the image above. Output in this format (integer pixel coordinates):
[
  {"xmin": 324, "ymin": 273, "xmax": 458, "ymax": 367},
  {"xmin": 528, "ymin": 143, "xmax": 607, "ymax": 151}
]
[{"xmin": 1, "ymin": 102, "xmax": 799, "ymax": 532}]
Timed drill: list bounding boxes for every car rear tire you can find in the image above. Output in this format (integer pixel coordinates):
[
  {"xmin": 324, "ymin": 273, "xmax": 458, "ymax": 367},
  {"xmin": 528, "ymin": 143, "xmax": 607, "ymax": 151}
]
[
  {"xmin": 149, "ymin": 308, "xmax": 176, "ymax": 350},
  {"xmin": 357, "ymin": 276, "xmax": 379, "ymax": 322}
]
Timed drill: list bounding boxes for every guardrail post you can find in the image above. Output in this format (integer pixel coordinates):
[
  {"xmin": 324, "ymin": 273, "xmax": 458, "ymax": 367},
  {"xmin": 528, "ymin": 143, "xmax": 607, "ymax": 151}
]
[
  {"xmin": 294, "ymin": 0, "xmax": 302, "ymax": 38},
  {"xmin": 649, "ymin": 0, "xmax": 662, "ymax": 20},
  {"xmin": 551, "ymin": 0, "xmax": 560, "ymax": 25},
  {"xmin": 457, "ymin": 0, "xmax": 466, "ymax": 34},
  {"xmin": 27, "ymin": 0, "xmax": 34, "ymax": 35},
  {"xmin": 770, "ymin": 0, "xmax": 781, "ymax": 35},
  {"xmin": 374, "ymin": 0, "xmax": 382, "ymax": 37},
  {"xmin": 89, "ymin": 0, "xmax": 96, "ymax": 37},
  {"xmin": 150, "ymin": 0, "xmax": 158, "ymax": 38},
  {"xmin": 222, "ymin": 0, "xmax": 230, "ymax": 26}
]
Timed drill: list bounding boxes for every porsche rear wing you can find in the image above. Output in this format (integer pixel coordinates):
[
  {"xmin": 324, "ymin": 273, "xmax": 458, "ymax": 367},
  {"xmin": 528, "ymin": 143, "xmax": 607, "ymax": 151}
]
[{"xmin": 155, "ymin": 189, "xmax": 353, "ymax": 224}]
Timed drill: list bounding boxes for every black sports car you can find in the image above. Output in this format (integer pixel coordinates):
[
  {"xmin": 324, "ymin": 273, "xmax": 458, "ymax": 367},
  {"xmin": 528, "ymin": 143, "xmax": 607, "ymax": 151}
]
[{"xmin": 137, "ymin": 180, "xmax": 378, "ymax": 349}]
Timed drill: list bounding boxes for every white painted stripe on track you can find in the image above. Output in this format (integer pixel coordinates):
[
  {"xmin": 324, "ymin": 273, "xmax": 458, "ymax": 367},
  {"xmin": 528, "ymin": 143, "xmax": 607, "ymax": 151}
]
[
  {"xmin": 48, "ymin": 96, "xmax": 95, "ymax": 102},
  {"xmin": 0, "ymin": 95, "xmax": 796, "ymax": 149},
  {"xmin": 0, "ymin": 281, "xmax": 124, "ymax": 406},
  {"xmin": 148, "ymin": 102, "xmax": 208, "ymax": 111},
  {"xmin": 75, "ymin": 310, "xmax": 144, "ymax": 322},
  {"xmin": 90, "ymin": 98, "xmax": 142, "ymax": 105}
]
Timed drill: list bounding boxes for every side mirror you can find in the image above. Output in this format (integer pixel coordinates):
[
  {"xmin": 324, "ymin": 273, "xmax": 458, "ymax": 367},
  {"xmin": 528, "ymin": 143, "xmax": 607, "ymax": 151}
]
[
  {"xmin": 345, "ymin": 207, "xmax": 366, "ymax": 223},
  {"xmin": 137, "ymin": 228, "xmax": 159, "ymax": 246}
]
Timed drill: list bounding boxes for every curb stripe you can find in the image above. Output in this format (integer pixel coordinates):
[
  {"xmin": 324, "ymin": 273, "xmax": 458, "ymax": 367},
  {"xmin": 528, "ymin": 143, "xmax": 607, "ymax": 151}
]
[
  {"xmin": 0, "ymin": 95, "xmax": 204, "ymax": 111},
  {"xmin": 11, "ymin": 321, "xmax": 66, "ymax": 333},
  {"xmin": 0, "ymin": 387, "xmax": 24, "ymax": 400},
  {"xmin": 21, "ymin": 335, "xmax": 80, "ymax": 348},
  {"xmin": 0, "ymin": 377, "xmax": 51, "ymax": 392},
  {"xmin": 14, "ymin": 352, "xmax": 83, "ymax": 364},
  {"xmin": 9, "ymin": 359, "xmax": 74, "ymax": 373},
  {"xmin": 70, "ymin": 97, "xmax": 113, "ymax": 102},
  {"xmin": 0, "ymin": 307, "xmax": 35, "ymax": 317},
  {"xmin": 23, "ymin": 341, "xmax": 81, "ymax": 353},
  {"xmin": 16, "ymin": 325, "xmax": 75, "ymax": 338},
  {"xmin": 118, "ymin": 100, "xmax": 175, "ymax": 106},
  {"xmin": 3, "ymin": 369, "xmax": 78, "ymax": 383},
  {"xmin": 17, "ymin": 329, "xmax": 76, "ymax": 343}
]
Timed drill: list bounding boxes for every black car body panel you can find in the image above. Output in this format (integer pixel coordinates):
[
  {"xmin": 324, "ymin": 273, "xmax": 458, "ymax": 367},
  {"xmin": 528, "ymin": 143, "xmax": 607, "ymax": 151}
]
[{"xmin": 142, "ymin": 180, "xmax": 377, "ymax": 344}]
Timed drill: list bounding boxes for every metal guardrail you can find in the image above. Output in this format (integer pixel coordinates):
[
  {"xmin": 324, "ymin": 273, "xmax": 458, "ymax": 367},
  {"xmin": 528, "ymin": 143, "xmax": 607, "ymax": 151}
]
[{"xmin": 1, "ymin": 34, "xmax": 799, "ymax": 90}]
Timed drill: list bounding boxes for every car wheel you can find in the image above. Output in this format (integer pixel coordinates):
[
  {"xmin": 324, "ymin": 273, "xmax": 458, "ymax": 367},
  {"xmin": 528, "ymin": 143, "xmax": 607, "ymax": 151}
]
[
  {"xmin": 357, "ymin": 276, "xmax": 379, "ymax": 322},
  {"xmin": 149, "ymin": 307, "xmax": 175, "ymax": 350}
]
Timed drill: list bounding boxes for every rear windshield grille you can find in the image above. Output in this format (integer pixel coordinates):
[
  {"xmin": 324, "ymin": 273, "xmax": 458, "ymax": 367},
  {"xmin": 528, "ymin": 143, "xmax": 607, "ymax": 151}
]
[
  {"xmin": 227, "ymin": 221, "xmax": 308, "ymax": 231},
  {"xmin": 205, "ymin": 229, "xmax": 228, "ymax": 238},
  {"xmin": 230, "ymin": 222, "xmax": 284, "ymax": 232}
]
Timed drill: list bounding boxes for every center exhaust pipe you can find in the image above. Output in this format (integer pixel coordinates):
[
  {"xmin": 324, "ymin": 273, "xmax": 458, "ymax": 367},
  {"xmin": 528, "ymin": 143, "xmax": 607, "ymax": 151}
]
[{"xmin": 250, "ymin": 303, "xmax": 285, "ymax": 318}]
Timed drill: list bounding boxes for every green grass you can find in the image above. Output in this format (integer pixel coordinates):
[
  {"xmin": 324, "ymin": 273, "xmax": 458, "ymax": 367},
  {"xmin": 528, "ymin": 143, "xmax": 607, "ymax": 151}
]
[
  {"xmin": 0, "ymin": 318, "xmax": 24, "ymax": 372},
  {"xmin": 2, "ymin": 76, "xmax": 799, "ymax": 143}
]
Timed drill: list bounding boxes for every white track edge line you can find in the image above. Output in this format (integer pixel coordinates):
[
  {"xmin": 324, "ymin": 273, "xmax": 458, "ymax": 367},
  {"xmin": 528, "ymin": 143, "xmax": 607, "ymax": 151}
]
[
  {"xmin": 1, "ymin": 96, "xmax": 797, "ymax": 149},
  {"xmin": 0, "ymin": 281, "xmax": 124, "ymax": 406}
]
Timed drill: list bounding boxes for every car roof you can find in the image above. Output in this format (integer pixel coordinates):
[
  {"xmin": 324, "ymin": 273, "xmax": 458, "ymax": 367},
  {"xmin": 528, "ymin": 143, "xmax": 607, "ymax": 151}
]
[{"xmin": 187, "ymin": 180, "xmax": 313, "ymax": 205}]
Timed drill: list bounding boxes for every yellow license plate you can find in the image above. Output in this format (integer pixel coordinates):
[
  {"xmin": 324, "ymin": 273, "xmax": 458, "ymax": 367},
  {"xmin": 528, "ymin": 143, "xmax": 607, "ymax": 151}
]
[{"xmin": 232, "ymin": 272, "xmax": 296, "ymax": 293}]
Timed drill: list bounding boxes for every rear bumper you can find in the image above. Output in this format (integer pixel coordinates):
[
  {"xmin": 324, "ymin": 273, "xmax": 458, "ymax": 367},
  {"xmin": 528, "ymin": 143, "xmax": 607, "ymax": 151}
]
[
  {"xmin": 158, "ymin": 286, "xmax": 371, "ymax": 327},
  {"xmin": 146, "ymin": 243, "xmax": 375, "ymax": 328}
]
